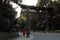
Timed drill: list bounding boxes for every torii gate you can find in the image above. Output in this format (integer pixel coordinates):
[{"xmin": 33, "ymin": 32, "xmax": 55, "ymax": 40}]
[{"xmin": 19, "ymin": 4, "xmax": 53, "ymax": 33}]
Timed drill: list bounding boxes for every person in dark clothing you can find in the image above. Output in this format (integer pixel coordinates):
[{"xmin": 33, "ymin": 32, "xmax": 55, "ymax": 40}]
[{"xmin": 26, "ymin": 27, "xmax": 30, "ymax": 38}]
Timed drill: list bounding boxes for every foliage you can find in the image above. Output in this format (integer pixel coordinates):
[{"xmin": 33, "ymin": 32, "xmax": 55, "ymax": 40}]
[
  {"xmin": 36, "ymin": 0, "xmax": 60, "ymax": 30},
  {"xmin": 48, "ymin": 1, "xmax": 60, "ymax": 30},
  {"xmin": 0, "ymin": 0, "xmax": 19, "ymax": 32},
  {"xmin": 37, "ymin": 0, "xmax": 41, "ymax": 6}
]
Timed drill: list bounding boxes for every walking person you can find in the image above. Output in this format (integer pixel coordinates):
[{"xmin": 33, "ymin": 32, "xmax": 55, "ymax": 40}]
[
  {"xmin": 22, "ymin": 27, "xmax": 26, "ymax": 37},
  {"xmin": 26, "ymin": 27, "xmax": 30, "ymax": 38}
]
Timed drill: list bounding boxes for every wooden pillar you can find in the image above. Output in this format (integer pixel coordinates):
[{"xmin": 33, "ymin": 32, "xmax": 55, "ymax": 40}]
[
  {"xmin": 45, "ymin": 9, "xmax": 49, "ymax": 33},
  {"xmin": 26, "ymin": 7, "xmax": 30, "ymax": 30}
]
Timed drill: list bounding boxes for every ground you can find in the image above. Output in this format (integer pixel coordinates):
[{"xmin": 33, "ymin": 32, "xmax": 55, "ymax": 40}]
[
  {"xmin": 32, "ymin": 32, "xmax": 60, "ymax": 40},
  {"xmin": 9, "ymin": 32, "xmax": 60, "ymax": 40}
]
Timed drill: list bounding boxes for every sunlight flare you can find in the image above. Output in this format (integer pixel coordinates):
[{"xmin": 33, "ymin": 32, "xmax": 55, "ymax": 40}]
[
  {"xmin": 10, "ymin": 0, "xmax": 37, "ymax": 18},
  {"xmin": 22, "ymin": 0, "xmax": 37, "ymax": 6},
  {"xmin": 10, "ymin": 1, "xmax": 22, "ymax": 18}
]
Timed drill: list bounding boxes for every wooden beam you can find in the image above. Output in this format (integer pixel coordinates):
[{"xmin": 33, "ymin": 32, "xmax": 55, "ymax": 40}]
[{"xmin": 19, "ymin": 4, "xmax": 53, "ymax": 10}]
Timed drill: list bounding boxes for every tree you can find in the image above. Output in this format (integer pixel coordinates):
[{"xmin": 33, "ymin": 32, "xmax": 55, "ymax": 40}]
[
  {"xmin": 45, "ymin": 1, "xmax": 60, "ymax": 30},
  {"xmin": 0, "ymin": 0, "xmax": 22, "ymax": 32}
]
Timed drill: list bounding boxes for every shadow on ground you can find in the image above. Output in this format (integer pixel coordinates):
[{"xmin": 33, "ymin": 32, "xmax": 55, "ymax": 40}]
[{"xmin": 0, "ymin": 32, "xmax": 20, "ymax": 40}]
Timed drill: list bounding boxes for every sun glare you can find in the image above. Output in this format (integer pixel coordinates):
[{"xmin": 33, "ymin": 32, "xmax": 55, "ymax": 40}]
[
  {"xmin": 52, "ymin": 0, "xmax": 58, "ymax": 1},
  {"xmin": 10, "ymin": 1, "xmax": 22, "ymax": 18},
  {"xmin": 10, "ymin": 0, "xmax": 37, "ymax": 18},
  {"xmin": 22, "ymin": 0, "xmax": 37, "ymax": 6}
]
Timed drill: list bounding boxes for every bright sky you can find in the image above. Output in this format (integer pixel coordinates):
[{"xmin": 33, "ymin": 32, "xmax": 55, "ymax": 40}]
[
  {"xmin": 10, "ymin": 0, "xmax": 37, "ymax": 18},
  {"xmin": 52, "ymin": 0, "xmax": 58, "ymax": 1},
  {"xmin": 21, "ymin": 0, "xmax": 37, "ymax": 6}
]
